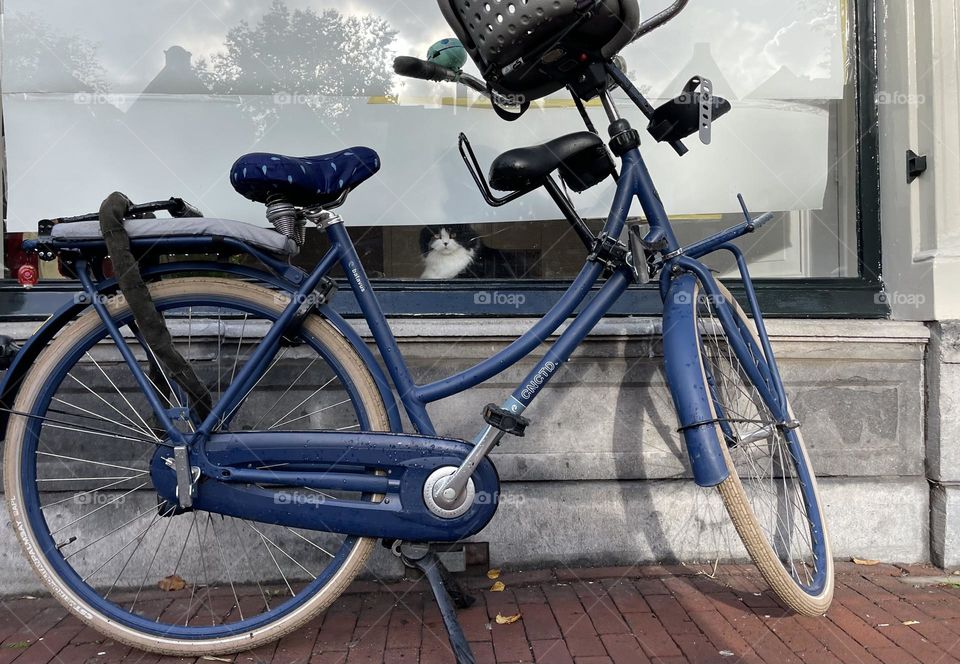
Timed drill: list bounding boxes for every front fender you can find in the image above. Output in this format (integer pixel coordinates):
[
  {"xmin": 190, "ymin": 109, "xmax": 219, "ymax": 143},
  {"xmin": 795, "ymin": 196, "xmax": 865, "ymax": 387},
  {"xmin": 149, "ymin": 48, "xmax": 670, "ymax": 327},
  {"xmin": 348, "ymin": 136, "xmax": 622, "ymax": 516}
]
[
  {"xmin": 662, "ymin": 273, "xmax": 730, "ymax": 487},
  {"xmin": 0, "ymin": 262, "xmax": 403, "ymax": 439}
]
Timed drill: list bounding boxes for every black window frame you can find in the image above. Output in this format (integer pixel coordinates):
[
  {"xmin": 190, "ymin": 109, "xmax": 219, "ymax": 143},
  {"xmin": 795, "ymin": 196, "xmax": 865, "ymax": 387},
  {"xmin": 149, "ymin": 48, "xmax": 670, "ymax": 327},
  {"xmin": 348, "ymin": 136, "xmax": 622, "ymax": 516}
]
[{"xmin": 0, "ymin": 0, "xmax": 884, "ymax": 321}]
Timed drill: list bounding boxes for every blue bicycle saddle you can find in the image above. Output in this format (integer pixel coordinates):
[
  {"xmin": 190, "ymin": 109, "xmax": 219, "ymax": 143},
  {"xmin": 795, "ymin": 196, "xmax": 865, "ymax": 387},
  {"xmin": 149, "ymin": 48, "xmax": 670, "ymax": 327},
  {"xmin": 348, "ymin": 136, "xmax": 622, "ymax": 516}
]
[{"xmin": 230, "ymin": 148, "xmax": 381, "ymax": 207}]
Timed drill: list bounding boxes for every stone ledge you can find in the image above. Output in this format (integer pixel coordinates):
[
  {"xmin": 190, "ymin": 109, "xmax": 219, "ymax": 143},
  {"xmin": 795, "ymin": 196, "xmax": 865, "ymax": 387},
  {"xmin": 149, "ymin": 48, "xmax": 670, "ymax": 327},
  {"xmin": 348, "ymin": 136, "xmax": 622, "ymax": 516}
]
[
  {"xmin": 0, "ymin": 317, "xmax": 929, "ymax": 344},
  {"xmin": 0, "ymin": 476, "xmax": 928, "ymax": 594},
  {"xmin": 348, "ymin": 317, "xmax": 930, "ymax": 343}
]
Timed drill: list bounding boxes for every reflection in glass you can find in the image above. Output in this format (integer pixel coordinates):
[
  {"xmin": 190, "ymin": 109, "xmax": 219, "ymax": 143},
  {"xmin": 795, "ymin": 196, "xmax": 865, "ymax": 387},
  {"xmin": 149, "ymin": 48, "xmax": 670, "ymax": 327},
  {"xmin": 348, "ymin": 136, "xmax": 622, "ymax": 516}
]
[{"xmin": 2, "ymin": 0, "xmax": 858, "ymax": 281}]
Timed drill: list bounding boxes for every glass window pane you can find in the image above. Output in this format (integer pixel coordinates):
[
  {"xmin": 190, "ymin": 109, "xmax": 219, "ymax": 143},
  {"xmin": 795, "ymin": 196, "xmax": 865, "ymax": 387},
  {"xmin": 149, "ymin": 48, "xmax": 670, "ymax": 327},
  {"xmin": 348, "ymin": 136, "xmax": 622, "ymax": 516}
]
[{"xmin": 1, "ymin": 0, "xmax": 858, "ymax": 283}]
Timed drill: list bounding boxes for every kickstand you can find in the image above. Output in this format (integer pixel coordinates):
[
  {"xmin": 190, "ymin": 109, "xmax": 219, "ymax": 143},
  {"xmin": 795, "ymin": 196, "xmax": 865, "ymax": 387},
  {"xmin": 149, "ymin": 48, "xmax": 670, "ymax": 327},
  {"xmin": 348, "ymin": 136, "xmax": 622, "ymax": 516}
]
[{"xmin": 400, "ymin": 545, "xmax": 477, "ymax": 664}]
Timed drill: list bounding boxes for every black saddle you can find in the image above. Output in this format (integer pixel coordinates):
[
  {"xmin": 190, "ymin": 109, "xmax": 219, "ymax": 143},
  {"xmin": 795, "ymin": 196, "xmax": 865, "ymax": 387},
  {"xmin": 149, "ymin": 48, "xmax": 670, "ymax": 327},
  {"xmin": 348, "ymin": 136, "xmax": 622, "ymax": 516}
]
[{"xmin": 488, "ymin": 132, "xmax": 613, "ymax": 194}]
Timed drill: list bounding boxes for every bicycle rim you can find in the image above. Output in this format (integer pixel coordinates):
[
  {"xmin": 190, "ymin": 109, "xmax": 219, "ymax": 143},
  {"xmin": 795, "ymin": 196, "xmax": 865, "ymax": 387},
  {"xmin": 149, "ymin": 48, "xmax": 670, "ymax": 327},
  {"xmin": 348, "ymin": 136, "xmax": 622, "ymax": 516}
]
[
  {"xmin": 5, "ymin": 279, "xmax": 388, "ymax": 650},
  {"xmin": 696, "ymin": 284, "xmax": 832, "ymax": 606}
]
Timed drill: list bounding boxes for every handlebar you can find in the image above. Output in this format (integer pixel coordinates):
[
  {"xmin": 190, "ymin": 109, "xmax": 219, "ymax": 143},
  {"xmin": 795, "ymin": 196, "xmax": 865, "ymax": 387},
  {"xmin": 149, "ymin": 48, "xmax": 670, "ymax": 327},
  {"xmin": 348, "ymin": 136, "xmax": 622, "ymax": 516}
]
[
  {"xmin": 393, "ymin": 56, "xmax": 490, "ymax": 97},
  {"xmin": 393, "ymin": 56, "xmax": 458, "ymax": 83},
  {"xmin": 633, "ymin": 0, "xmax": 691, "ymax": 42}
]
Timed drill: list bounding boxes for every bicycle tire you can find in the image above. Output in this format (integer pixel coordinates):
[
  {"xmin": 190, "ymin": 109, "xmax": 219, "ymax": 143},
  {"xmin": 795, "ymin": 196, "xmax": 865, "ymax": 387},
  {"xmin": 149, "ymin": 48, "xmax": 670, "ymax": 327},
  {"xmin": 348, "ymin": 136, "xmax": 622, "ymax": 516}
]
[
  {"xmin": 691, "ymin": 280, "xmax": 834, "ymax": 615},
  {"xmin": 4, "ymin": 278, "xmax": 390, "ymax": 655}
]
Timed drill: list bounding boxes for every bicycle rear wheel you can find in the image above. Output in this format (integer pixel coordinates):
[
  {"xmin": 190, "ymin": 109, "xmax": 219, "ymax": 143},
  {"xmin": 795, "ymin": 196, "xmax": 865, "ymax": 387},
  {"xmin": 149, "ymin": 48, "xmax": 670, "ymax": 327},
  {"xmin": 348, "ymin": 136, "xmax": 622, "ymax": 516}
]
[
  {"xmin": 4, "ymin": 278, "xmax": 390, "ymax": 655},
  {"xmin": 692, "ymin": 281, "xmax": 833, "ymax": 615}
]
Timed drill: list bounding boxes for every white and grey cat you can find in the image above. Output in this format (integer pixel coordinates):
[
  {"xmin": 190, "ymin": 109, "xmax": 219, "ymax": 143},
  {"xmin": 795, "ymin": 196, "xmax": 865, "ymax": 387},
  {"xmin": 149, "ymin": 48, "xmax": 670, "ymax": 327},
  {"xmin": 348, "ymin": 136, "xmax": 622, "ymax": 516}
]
[{"xmin": 420, "ymin": 224, "xmax": 479, "ymax": 279}]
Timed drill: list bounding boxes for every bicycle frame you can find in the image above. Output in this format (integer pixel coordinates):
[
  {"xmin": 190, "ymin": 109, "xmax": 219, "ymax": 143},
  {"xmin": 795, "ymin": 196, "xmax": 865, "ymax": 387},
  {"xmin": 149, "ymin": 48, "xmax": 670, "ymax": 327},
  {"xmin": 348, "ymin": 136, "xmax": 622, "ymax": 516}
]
[{"xmin": 60, "ymin": 99, "xmax": 792, "ymax": 505}]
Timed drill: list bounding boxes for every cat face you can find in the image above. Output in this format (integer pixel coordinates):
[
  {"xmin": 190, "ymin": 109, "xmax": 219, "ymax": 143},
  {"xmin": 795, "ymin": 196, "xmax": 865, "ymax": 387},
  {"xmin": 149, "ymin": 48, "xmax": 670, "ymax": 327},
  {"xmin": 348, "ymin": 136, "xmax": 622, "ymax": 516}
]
[{"xmin": 419, "ymin": 224, "xmax": 478, "ymax": 257}]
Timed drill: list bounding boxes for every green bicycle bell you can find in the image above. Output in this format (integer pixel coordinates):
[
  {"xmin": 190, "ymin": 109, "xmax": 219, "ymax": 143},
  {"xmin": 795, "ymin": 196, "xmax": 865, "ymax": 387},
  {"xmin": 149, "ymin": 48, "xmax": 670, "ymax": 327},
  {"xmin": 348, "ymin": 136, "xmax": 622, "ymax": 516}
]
[{"xmin": 427, "ymin": 38, "xmax": 468, "ymax": 71}]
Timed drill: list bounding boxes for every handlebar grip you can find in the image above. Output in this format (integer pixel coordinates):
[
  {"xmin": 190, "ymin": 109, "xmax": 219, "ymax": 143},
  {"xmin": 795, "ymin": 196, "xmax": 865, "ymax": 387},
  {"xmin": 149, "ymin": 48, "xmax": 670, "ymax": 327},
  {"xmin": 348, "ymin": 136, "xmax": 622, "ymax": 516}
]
[
  {"xmin": 393, "ymin": 56, "xmax": 457, "ymax": 83},
  {"xmin": 168, "ymin": 198, "xmax": 204, "ymax": 219},
  {"xmin": 750, "ymin": 212, "xmax": 775, "ymax": 230}
]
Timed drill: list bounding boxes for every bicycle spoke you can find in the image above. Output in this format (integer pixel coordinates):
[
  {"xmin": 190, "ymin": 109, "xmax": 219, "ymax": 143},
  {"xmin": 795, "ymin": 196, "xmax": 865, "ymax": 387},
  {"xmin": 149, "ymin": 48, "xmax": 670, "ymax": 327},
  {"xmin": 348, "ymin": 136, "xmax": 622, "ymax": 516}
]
[
  {"xmin": 41, "ymin": 472, "xmax": 150, "ymax": 511},
  {"xmin": 251, "ymin": 357, "xmax": 319, "ymax": 429},
  {"xmin": 15, "ymin": 286, "xmax": 374, "ymax": 636},
  {"xmin": 247, "ymin": 522, "xmax": 316, "ymax": 581},
  {"xmin": 37, "ymin": 452, "xmax": 147, "ymax": 474},
  {"xmin": 73, "ymin": 355, "xmax": 156, "ymax": 440},
  {"xmin": 252, "ymin": 523, "xmax": 295, "ymax": 598},
  {"xmin": 220, "ymin": 346, "xmax": 290, "ymax": 428},
  {"xmin": 232, "ymin": 516, "xmax": 272, "ymax": 614},
  {"xmin": 272, "ymin": 398, "xmax": 350, "ymax": 429},
  {"xmin": 2, "ymin": 407, "xmax": 161, "ymax": 446},
  {"xmin": 51, "ymin": 482, "xmax": 148, "ymax": 536},
  {"xmin": 210, "ymin": 514, "xmax": 244, "ymax": 622},
  {"xmin": 53, "ymin": 397, "xmax": 160, "ymax": 442},
  {"xmin": 64, "ymin": 504, "xmax": 157, "ymax": 560},
  {"xmin": 105, "ymin": 508, "xmax": 166, "ymax": 597},
  {"xmin": 285, "ymin": 528, "xmax": 335, "ymax": 559},
  {"xmin": 698, "ymin": 291, "xmax": 819, "ymax": 586},
  {"xmin": 268, "ymin": 376, "xmax": 338, "ymax": 430},
  {"xmin": 81, "ymin": 508, "xmax": 161, "ymax": 584},
  {"xmin": 194, "ymin": 512, "xmax": 217, "ymax": 626},
  {"xmin": 130, "ymin": 504, "xmax": 177, "ymax": 613},
  {"xmin": 228, "ymin": 314, "xmax": 249, "ymax": 387}
]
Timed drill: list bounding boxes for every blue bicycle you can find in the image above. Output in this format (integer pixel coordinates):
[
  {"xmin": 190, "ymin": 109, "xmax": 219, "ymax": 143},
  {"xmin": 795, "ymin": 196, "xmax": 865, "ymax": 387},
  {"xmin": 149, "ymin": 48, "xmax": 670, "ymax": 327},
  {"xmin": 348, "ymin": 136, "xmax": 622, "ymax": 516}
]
[{"xmin": 2, "ymin": 0, "xmax": 832, "ymax": 656}]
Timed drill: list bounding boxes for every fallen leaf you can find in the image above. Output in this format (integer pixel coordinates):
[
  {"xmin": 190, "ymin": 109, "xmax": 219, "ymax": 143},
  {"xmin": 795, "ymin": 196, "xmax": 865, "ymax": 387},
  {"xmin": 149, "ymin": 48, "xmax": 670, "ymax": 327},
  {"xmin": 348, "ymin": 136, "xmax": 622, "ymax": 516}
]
[
  {"xmin": 158, "ymin": 574, "xmax": 187, "ymax": 592},
  {"xmin": 3, "ymin": 642, "xmax": 30, "ymax": 650},
  {"xmin": 490, "ymin": 581, "xmax": 506, "ymax": 592},
  {"xmin": 487, "ymin": 569, "xmax": 501, "ymax": 580},
  {"xmin": 852, "ymin": 557, "xmax": 880, "ymax": 566},
  {"xmin": 495, "ymin": 613, "xmax": 521, "ymax": 625},
  {"xmin": 902, "ymin": 620, "xmax": 920, "ymax": 626}
]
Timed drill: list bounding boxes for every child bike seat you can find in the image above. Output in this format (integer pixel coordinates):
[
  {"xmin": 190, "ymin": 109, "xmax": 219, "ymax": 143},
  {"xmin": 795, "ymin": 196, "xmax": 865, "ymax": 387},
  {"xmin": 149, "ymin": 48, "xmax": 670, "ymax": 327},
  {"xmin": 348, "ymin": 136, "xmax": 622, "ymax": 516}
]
[
  {"xmin": 230, "ymin": 148, "xmax": 381, "ymax": 207},
  {"xmin": 488, "ymin": 132, "xmax": 613, "ymax": 193}
]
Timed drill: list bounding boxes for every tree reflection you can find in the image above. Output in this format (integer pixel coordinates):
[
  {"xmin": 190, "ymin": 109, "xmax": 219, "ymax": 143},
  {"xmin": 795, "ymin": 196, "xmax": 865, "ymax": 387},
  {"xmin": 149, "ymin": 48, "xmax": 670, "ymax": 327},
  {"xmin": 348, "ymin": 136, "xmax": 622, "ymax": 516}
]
[
  {"xmin": 194, "ymin": 0, "xmax": 397, "ymax": 134},
  {"xmin": 3, "ymin": 12, "xmax": 107, "ymax": 93}
]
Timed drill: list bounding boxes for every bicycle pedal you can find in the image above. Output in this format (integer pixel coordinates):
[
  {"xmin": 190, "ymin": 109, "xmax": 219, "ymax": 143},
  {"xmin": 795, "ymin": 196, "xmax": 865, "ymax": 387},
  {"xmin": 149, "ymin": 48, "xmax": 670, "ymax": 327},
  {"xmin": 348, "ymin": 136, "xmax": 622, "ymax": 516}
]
[{"xmin": 483, "ymin": 404, "xmax": 529, "ymax": 437}]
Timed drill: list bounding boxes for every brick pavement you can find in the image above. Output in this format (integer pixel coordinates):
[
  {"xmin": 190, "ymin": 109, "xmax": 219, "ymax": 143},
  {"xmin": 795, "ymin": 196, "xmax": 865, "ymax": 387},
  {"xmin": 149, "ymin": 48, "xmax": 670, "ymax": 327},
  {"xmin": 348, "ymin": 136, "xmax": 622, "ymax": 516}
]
[{"xmin": 1, "ymin": 562, "xmax": 960, "ymax": 663}]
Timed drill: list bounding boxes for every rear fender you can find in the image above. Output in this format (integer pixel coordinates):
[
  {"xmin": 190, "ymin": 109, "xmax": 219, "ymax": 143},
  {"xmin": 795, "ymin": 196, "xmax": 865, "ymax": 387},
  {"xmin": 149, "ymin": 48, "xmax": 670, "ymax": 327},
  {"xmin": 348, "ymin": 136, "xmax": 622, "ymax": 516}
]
[{"xmin": 0, "ymin": 262, "xmax": 403, "ymax": 439}]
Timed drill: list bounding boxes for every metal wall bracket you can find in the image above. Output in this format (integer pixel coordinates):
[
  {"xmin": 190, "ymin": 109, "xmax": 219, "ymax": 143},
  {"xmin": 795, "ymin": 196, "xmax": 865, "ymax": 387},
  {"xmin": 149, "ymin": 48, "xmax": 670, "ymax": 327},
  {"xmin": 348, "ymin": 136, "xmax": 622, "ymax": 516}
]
[{"xmin": 907, "ymin": 149, "xmax": 928, "ymax": 183}]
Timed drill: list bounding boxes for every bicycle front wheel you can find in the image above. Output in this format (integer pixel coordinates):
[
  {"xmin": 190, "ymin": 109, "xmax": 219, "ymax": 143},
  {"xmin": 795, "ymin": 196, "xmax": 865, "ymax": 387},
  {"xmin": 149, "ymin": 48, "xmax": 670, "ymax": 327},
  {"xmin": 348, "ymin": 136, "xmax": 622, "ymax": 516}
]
[
  {"xmin": 4, "ymin": 278, "xmax": 390, "ymax": 655},
  {"xmin": 693, "ymin": 281, "xmax": 833, "ymax": 616}
]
